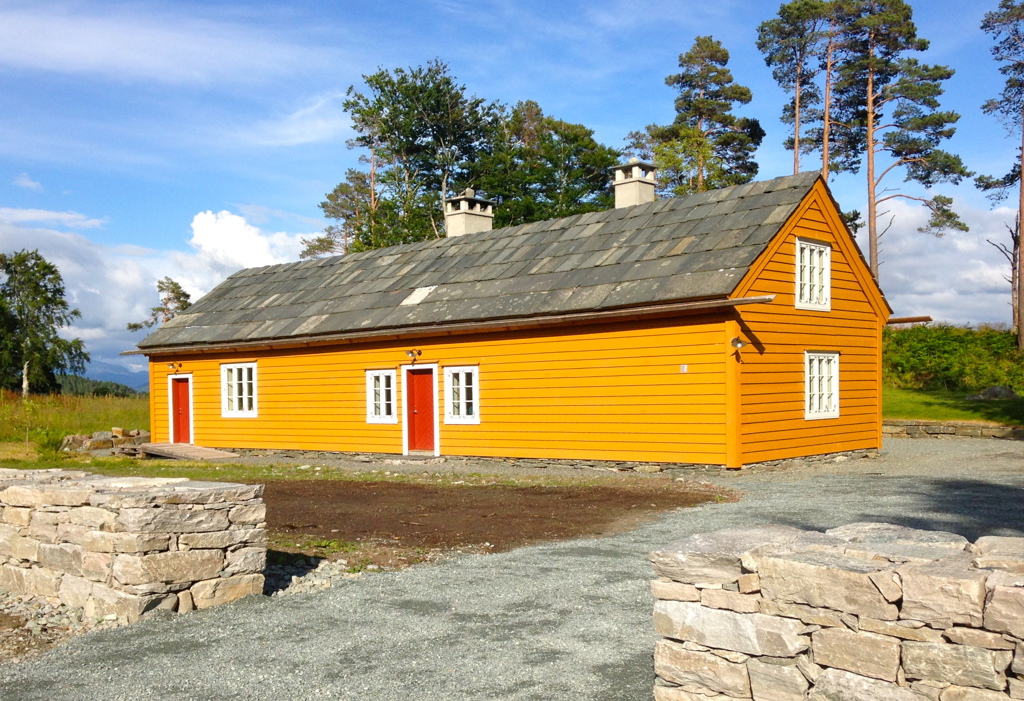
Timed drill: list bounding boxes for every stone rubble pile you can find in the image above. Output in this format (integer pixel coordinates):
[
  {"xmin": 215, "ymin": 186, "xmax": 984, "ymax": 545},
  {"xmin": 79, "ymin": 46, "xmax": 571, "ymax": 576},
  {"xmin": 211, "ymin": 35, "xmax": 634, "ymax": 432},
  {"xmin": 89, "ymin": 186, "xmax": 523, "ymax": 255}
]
[
  {"xmin": 264, "ymin": 557, "xmax": 372, "ymax": 596},
  {"xmin": 59, "ymin": 427, "xmax": 151, "ymax": 452},
  {"xmin": 650, "ymin": 522, "xmax": 1024, "ymax": 701},
  {"xmin": 0, "ymin": 468, "xmax": 266, "ymax": 624}
]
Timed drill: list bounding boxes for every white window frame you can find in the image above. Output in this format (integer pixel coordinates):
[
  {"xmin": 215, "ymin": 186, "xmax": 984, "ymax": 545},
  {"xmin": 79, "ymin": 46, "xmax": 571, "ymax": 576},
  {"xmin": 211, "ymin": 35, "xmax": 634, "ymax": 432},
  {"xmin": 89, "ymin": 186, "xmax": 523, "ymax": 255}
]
[
  {"xmin": 366, "ymin": 369, "xmax": 398, "ymax": 424},
  {"xmin": 805, "ymin": 352, "xmax": 839, "ymax": 420},
  {"xmin": 444, "ymin": 366, "xmax": 480, "ymax": 425},
  {"xmin": 221, "ymin": 362, "xmax": 258, "ymax": 418},
  {"xmin": 795, "ymin": 238, "xmax": 831, "ymax": 311}
]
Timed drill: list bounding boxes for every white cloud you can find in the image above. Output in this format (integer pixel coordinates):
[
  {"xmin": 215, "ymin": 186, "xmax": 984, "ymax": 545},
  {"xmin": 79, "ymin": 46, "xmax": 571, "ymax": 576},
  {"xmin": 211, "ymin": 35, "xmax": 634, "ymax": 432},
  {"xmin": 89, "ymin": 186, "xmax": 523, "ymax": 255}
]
[
  {"xmin": 0, "ymin": 4, "xmax": 336, "ymax": 86},
  {"xmin": 185, "ymin": 210, "xmax": 305, "ymax": 274},
  {"xmin": 0, "ymin": 208, "xmax": 104, "ymax": 229},
  {"xmin": 861, "ymin": 199, "xmax": 1017, "ymax": 326},
  {"xmin": 13, "ymin": 173, "xmax": 42, "ymax": 191},
  {"xmin": 0, "ymin": 207, "xmax": 312, "ymax": 383},
  {"xmin": 235, "ymin": 94, "xmax": 351, "ymax": 147}
]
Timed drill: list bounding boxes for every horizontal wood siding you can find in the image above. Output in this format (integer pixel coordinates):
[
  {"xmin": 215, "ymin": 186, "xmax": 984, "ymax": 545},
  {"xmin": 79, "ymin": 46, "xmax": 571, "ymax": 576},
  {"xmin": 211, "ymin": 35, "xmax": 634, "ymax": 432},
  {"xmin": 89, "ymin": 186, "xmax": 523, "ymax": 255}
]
[
  {"xmin": 732, "ymin": 182, "xmax": 886, "ymax": 464},
  {"xmin": 149, "ymin": 314, "xmax": 730, "ymax": 464}
]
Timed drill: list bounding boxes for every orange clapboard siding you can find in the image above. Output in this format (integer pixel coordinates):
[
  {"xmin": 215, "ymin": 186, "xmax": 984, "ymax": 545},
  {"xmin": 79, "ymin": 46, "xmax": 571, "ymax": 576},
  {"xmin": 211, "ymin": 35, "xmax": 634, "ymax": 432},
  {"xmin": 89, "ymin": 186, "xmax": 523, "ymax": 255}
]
[
  {"xmin": 730, "ymin": 180, "xmax": 888, "ymax": 465},
  {"xmin": 149, "ymin": 314, "xmax": 731, "ymax": 464},
  {"xmin": 148, "ymin": 178, "xmax": 889, "ymax": 468}
]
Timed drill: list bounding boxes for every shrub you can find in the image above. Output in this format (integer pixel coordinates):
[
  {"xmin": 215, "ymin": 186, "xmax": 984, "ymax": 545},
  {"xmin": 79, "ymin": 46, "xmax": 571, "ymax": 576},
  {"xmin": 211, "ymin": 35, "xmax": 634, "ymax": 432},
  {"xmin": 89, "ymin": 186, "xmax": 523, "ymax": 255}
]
[{"xmin": 883, "ymin": 324, "xmax": 1024, "ymax": 392}]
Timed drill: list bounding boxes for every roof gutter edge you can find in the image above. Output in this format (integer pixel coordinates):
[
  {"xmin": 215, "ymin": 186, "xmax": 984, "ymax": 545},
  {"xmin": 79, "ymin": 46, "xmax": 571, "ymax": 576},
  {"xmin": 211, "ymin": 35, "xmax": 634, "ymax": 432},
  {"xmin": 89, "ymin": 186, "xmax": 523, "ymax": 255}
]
[{"xmin": 121, "ymin": 295, "xmax": 775, "ymax": 357}]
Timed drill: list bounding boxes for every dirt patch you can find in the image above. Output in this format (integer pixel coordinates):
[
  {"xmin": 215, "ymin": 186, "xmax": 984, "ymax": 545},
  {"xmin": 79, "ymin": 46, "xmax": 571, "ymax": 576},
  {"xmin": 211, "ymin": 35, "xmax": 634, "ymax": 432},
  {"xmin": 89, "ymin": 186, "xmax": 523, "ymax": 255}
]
[{"xmin": 263, "ymin": 477, "xmax": 727, "ymax": 568}]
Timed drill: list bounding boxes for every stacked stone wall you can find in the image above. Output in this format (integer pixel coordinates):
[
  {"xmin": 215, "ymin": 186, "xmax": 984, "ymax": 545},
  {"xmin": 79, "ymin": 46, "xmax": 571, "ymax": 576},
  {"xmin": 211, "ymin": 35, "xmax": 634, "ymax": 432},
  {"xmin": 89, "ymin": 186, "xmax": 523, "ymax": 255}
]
[
  {"xmin": 884, "ymin": 420, "xmax": 1024, "ymax": 440},
  {"xmin": 651, "ymin": 523, "xmax": 1024, "ymax": 700},
  {"xmin": 0, "ymin": 468, "xmax": 265, "ymax": 623}
]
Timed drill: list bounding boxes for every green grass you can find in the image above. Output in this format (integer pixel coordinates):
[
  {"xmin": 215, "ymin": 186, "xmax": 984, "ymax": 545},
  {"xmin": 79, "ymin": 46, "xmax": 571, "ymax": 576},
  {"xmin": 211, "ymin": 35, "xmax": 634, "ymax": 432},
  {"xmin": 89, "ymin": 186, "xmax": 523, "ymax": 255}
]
[
  {"xmin": 0, "ymin": 391, "xmax": 149, "ymax": 444},
  {"xmin": 883, "ymin": 387, "xmax": 1024, "ymax": 426}
]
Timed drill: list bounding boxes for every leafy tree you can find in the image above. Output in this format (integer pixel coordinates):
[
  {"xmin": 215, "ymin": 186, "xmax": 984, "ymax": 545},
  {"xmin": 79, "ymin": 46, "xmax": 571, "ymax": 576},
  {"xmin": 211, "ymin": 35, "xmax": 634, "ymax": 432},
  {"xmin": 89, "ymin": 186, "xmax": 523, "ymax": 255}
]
[
  {"xmin": 305, "ymin": 84, "xmax": 619, "ymax": 256},
  {"xmin": 758, "ymin": 0, "xmax": 831, "ymax": 174},
  {"xmin": 0, "ymin": 250, "xmax": 88, "ymax": 398},
  {"xmin": 127, "ymin": 277, "xmax": 192, "ymax": 331},
  {"xmin": 977, "ymin": 0, "xmax": 1024, "ymax": 348},
  {"xmin": 831, "ymin": 0, "xmax": 971, "ymax": 279},
  {"xmin": 630, "ymin": 36, "xmax": 764, "ymax": 196},
  {"xmin": 476, "ymin": 101, "xmax": 619, "ymax": 227},
  {"xmin": 338, "ymin": 59, "xmax": 498, "ymax": 251}
]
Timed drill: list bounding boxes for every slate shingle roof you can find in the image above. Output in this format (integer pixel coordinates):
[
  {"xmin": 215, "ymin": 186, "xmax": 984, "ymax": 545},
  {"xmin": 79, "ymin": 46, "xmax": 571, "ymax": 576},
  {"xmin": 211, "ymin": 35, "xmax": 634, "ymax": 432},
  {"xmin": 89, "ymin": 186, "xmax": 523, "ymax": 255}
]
[{"xmin": 137, "ymin": 171, "xmax": 821, "ymax": 351}]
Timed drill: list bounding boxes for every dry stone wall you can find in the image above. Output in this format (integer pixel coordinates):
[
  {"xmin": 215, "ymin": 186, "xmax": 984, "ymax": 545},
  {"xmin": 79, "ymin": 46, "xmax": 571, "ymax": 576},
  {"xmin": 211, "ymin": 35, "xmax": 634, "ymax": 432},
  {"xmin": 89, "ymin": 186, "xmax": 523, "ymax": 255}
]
[
  {"xmin": 0, "ymin": 468, "xmax": 265, "ymax": 623},
  {"xmin": 650, "ymin": 523, "xmax": 1024, "ymax": 700},
  {"xmin": 883, "ymin": 420, "xmax": 1024, "ymax": 440}
]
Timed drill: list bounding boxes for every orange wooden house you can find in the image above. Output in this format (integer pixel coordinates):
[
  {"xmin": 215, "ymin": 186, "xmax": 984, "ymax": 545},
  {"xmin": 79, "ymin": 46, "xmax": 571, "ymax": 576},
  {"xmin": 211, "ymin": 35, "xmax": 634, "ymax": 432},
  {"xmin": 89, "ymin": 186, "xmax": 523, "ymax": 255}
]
[{"xmin": 132, "ymin": 165, "xmax": 890, "ymax": 468}]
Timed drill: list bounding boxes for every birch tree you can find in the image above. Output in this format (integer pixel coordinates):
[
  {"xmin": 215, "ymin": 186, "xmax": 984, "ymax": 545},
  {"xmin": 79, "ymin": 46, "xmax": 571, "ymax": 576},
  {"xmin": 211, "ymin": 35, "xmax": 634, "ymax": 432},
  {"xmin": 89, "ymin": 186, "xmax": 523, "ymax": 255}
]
[{"xmin": 0, "ymin": 250, "xmax": 88, "ymax": 397}]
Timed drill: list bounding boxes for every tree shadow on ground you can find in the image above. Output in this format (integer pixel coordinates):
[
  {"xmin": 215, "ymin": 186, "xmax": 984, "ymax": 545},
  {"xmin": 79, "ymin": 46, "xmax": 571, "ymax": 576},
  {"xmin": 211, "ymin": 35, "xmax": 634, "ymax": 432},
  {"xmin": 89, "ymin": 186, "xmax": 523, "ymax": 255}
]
[{"xmin": 765, "ymin": 477, "xmax": 1024, "ymax": 542}]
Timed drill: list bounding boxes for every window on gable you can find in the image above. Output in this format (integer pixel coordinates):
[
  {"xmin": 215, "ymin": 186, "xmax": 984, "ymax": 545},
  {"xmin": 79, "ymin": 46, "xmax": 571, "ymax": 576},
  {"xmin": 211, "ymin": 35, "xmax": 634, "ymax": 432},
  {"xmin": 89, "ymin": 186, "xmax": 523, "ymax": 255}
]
[
  {"xmin": 796, "ymin": 239, "xmax": 831, "ymax": 310},
  {"xmin": 805, "ymin": 352, "xmax": 839, "ymax": 420},
  {"xmin": 221, "ymin": 362, "xmax": 257, "ymax": 418},
  {"xmin": 366, "ymin": 370, "xmax": 397, "ymax": 423},
  {"xmin": 445, "ymin": 366, "xmax": 479, "ymax": 424}
]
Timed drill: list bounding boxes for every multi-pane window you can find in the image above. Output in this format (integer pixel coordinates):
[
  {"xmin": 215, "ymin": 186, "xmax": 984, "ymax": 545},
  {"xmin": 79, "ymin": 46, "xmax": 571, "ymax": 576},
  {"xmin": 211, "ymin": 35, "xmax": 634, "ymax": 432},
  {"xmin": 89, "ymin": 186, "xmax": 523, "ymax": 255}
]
[
  {"xmin": 221, "ymin": 363, "xmax": 257, "ymax": 417},
  {"xmin": 805, "ymin": 352, "xmax": 839, "ymax": 419},
  {"xmin": 445, "ymin": 366, "xmax": 479, "ymax": 424},
  {"xmin": 796, "ymin": 239, "xmax": 831, "ymax": 310},
  {"xmin": 366, "ymin": 370, "xmax": 397, "ymax": 423}
]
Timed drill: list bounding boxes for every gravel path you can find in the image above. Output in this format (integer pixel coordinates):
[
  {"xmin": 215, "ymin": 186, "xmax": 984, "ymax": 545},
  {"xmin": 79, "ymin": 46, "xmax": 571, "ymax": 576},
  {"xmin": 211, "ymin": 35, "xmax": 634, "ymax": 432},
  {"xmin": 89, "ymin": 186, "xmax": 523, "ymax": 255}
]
[{"xmin": 2, "ymin": 438, "xmax": 1023, "ymax": 700}]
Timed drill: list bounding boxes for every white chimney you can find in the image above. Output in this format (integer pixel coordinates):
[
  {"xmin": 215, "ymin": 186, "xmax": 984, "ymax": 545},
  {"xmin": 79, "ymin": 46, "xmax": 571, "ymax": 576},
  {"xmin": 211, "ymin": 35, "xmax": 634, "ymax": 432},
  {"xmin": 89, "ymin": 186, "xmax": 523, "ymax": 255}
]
[
  {"xmin": 611, "ymin": 158, "xmax": 658, "ymax": 208},
  {"xmin": 444, "ymin": 188, "xmax": 494, "ymax": 237}
]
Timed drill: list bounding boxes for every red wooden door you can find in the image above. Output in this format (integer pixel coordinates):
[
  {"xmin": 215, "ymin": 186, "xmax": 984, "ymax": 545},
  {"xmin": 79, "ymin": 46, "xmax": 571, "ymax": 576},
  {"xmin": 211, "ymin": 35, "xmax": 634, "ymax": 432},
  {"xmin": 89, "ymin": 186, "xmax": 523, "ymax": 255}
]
[
  {"xmin": 406, "ymin": 369, "xmax": 434, "ymax": 452},
  {"xmin": 171, "ymin": 378, "xmax": 191, "ymax": 443}
]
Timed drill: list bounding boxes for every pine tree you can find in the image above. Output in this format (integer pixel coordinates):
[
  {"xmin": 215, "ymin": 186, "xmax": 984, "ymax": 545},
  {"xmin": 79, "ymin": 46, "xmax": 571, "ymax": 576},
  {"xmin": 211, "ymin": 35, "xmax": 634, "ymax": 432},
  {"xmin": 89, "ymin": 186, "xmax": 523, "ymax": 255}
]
[
  {"xmin": 637, "ymin": 36, "xmax": 764, "ymax": 195},
  {"xmin": 832, "ymin": 0, "xmax": 971, "ymax": 279},
  {"xmin": 127, "ymin": 278, "xmax": 192, "ymax": 332},
  {"xmin": 757, "ymin": 0, "xmax": 830, "ymax": 174},
  {"xmin": 977, "ymin": 0, "xmax": 1024, "ymax": 348}
]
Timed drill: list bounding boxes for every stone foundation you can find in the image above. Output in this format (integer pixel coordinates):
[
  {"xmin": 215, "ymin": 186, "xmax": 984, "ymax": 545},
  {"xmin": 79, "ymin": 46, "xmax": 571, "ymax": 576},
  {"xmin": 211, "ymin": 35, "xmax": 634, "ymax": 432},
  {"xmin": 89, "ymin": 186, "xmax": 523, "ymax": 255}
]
[
  {"xmin": 0, "ymin": 469, "xmax": 265, "ymax": 622},
  {"xmin": 884, "ymin": 420, "xmax": 1024, "ymax": 440},
  {"xmin": 651, "ymin": 523, "xmax": 1024, "ymax": 700}
]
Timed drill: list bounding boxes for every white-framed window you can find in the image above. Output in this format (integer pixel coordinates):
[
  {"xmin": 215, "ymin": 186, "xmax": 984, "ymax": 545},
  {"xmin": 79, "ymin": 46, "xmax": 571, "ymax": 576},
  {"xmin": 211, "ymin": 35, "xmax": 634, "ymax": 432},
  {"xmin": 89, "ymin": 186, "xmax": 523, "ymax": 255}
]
[
  {"xmin": 444, "ymin": 366, "xmax": 479, "ymax": 424},
  {"xmin": 796, "ymin": 238, "xmax": 831, "ymax": 310},
  {"xmin": 221, "ymin": 362, "xmax": 257, "ymax": 418},
  {"xmin": 805, "ymin": 352, "xmax": 839, "ymax": 420},
  {"xmin": 366, "ymin": 370, "xmax": 397, "ymax": 423}
]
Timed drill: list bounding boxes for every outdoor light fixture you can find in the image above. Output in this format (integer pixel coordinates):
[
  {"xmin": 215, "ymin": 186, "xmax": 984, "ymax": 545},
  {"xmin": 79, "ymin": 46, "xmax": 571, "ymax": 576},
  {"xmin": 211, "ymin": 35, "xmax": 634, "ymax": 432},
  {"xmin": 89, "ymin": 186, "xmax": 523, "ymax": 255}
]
[
  {"xmin": 405, "ymin": 349, "xmax": 422, "ymax": 359},
  {"xmin": 167, "ymin": 362, "xmax": 182, "ymax": 371},
  {"xmin": 731, "ymin": 337, "xmax": 749, "ymax": 349}
]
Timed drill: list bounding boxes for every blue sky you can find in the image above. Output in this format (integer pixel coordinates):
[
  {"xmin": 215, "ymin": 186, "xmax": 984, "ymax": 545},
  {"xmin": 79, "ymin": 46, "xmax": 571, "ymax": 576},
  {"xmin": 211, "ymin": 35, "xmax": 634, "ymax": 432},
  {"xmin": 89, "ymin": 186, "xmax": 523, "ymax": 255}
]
[{"xmin": 0, "ymin": 0, "xmax": 1016, "ymax": 385}]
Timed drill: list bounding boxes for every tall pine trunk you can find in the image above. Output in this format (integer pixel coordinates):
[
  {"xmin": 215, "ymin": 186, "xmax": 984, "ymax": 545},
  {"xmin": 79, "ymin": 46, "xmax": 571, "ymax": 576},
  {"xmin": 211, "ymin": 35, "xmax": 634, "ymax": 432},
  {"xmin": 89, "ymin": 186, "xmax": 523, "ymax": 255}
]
[
  {"xmin": 793, "ymin": 61, "xmax": 802, "ymax": 174},
  {"xmin": 866, "ymin": 61, "xmax": 879, "ymax": 280},
  {"xmin": 821, "ymin": 28, "xmax": 836, "ymax": 180},
  {"xmin": 1018, "ymin": 116, "xmax": 1024, "ymax": 348}
]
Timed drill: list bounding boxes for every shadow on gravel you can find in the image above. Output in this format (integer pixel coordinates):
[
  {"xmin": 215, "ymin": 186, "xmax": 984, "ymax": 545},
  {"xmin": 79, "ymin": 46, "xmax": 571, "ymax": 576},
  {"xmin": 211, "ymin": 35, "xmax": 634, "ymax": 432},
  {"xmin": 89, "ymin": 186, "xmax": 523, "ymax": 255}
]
[
  {"xmin": 766, "ymin": 477, "xmax": 1024, "ymax": 541},
  {"xmin": 891, "ymin": 478, "xmax": 1024, "ymax": 540}
]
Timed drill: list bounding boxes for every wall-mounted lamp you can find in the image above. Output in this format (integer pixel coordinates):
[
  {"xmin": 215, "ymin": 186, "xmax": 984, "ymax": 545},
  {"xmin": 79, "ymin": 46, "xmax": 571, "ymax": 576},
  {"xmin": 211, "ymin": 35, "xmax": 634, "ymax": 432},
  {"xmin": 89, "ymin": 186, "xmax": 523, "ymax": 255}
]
[
  {"xmin": 731, "ymin": 337, "xmax": 749, "ymax": 350},
  {"xmin": 405, "ymin": 349, "xmax": 422, "ymax": 361},
  {"xmin": 167, "ymin": 362, "xmax": 182, "ymax": 372}
]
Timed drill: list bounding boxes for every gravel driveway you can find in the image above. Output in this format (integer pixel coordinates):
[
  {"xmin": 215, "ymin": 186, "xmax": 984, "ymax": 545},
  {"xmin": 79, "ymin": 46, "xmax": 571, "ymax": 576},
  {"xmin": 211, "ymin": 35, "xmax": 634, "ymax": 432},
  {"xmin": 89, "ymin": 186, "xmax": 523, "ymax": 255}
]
[{"xmin": 2, "ymin": 439, "xmax": 1023, "ymax": 700}]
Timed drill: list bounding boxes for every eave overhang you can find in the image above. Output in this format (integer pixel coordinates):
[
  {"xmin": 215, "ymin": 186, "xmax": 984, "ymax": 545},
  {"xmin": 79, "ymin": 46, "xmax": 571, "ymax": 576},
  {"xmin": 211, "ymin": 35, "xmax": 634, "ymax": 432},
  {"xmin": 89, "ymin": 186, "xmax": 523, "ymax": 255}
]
[{"xmin": 123, "ymin": 295, "xmax": 775, "ymax": 358}]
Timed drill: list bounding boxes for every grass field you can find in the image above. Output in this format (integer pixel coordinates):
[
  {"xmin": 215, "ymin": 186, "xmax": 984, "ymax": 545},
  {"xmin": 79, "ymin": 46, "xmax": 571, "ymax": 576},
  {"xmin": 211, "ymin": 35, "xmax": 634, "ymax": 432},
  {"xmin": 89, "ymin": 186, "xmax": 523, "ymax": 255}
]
[
  {"xmin": 882, "ymin": 387, "xmax": 1024, "ymax": 425},
  {"xmin": 0, "ymin": 391, "xmax": 149, "ymax": 449}
]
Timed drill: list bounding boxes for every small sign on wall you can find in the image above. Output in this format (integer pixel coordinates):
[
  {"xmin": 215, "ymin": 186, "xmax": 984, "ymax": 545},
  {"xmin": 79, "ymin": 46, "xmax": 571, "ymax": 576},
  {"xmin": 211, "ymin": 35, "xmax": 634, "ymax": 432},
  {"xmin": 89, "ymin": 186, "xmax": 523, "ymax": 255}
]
[{"xmin": 680, "ymin": 365, "xmax": 688, "ymax": 373}]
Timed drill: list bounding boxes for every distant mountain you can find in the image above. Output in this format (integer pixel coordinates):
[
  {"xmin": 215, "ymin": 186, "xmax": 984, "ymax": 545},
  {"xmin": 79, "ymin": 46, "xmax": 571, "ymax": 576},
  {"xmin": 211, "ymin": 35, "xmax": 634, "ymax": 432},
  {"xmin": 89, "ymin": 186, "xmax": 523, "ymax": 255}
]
[{"xmin": 85, "ymin": 360, "xmax": 150, "ymax": 392}]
